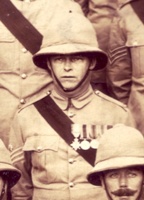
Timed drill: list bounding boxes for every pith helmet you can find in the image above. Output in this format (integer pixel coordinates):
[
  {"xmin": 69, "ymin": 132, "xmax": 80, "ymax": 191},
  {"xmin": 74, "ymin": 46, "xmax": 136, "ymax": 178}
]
[
  {"xmin": 0, "ymin": 139, "xmax": 21, "ymax": 188},
  {"xmin": 87, "ymin": 124, "xmax": 144, "ymax": 186},
  {"xmin": 33, "ymin": 11, "xmax": 107, "ymax": 71}
]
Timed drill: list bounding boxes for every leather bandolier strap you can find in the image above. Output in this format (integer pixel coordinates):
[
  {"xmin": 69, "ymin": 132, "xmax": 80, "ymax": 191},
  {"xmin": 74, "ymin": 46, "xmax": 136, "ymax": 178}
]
[
  {"xmin": 34, "ymin": 95, "xmax": 96, "ymax": 166},
  {"xmin": 0, "ymin": 0, "xmax": 43, "ymax": 54},
  {"xmin": 130, "ymin": 0, "xmax": 144, "ymax": 24}
]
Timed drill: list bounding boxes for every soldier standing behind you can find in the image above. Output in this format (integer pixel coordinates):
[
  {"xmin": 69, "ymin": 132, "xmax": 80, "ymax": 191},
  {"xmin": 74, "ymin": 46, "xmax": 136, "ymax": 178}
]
[
  {"xmin": 9, "ymin": 11, "xmax": 134, "ymax": 200},
  {"xmin": 107, "ymin": 0, "xmax": 144, "ymax": 135}
]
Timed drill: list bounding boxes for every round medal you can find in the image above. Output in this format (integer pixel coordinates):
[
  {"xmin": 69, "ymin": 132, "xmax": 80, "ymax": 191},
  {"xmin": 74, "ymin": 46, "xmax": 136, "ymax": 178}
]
[
  {"xmin": 80, "ymin": 140, "xmax": 90, "ymax": 150},
  {"xmin": 90, "ymin": 139, "xmax": 99, "ymax": 149}
]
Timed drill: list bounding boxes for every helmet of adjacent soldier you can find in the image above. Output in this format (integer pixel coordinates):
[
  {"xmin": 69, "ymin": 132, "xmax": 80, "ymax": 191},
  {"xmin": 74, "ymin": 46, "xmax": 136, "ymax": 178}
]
[
  {"xmin": 87, "ymin": 124, "xmax": 144, "ymax": 186},
  {"xmin": 0, "ymin": 139, "xmax": 21, "ymax": 188},
  {"xmin": 33, "ymin": 11, "xmax": 107, "ymax": 71}
]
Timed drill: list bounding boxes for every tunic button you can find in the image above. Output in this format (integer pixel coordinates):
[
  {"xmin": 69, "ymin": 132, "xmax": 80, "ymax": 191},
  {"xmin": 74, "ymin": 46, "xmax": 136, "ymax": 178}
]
[
  {"xmin": 21, "ymin": 73, "xmax": 27, "ymax": 79},
  {"xmin": 133, "ymin": 41, "xmax": 138, "ymax": 46},
  {"xmin": 20, "ymin": 99, "xmax": 26, "ymax": 104},
  {"xmin": 68, "ymin": 158, "xmax": 74, "ymax": 164},
  {"xmin": 68, "ymin": 112, "xmax": 75, "ymax": 118},
  {"xmin": 69, "ymin": 182, "xmax": 74, "ymax": 188},
  {"xmin": 37, "ymin": 146, "xmax": 43, "ymax": 152},
  {"xmin": 21, "ymin": 48, "xmax": 27, "ymax": 53},
  {"xmin": 95, "ymin": 90, "xmax": 100, "ymax": 95}
]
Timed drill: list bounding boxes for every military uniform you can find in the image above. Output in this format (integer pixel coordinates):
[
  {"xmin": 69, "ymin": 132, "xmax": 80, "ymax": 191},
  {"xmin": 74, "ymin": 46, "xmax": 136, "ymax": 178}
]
[
  {"xmin": 9, "ymin": 85, "xmax": 134, "ymax": 200},
  {"xmin": 0, "ymin": 0, "xmax": 82, "ymax": 147},
  {"xmin": 107, "ymin": 0, "xmax": 144, "ymax": 135}
]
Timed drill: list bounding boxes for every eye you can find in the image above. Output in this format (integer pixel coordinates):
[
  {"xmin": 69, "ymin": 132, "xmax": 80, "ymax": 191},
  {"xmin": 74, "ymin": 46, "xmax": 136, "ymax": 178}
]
[
  {"xmin": 105, "ymin": 171, "xmax": 119, "ymax": 179},
  {"xmin": 127, "ymin": 170, "xmax": 138, "ymax": 178},
  {"xmin": 52, "ymin": 56, "xmax": 65, "ymax": 63},
  {"xmin": 109, "ymin": 172, "xmax": 119, "ymax": 179},
  {"xmin": 71, "ymin": 55, "xmax": 85, "ymax": 62}
]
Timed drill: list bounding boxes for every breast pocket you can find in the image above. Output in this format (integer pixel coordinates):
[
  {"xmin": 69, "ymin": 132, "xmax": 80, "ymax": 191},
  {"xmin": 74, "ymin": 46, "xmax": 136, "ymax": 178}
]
[
  {"xmin": 23, "ymin": 135, "xmax": 59, "ymax": 169},
  {"xmin": 0, "ymin": 22, "xmax": 15, "ymax": 42},
  {"xmin": 126, "ymin": 32, "xmax": 144, "ymax": 77}
]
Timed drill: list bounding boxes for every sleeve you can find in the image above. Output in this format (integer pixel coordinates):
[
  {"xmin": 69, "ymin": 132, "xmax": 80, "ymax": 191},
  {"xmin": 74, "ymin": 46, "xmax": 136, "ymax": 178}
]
[
  {"xmin": 87, "ymin": 0, "xmax": 118, "ymax": 52},
  {"xmin": 9, "ymin": 114, "xmax": 33, "ymax": 200},
  {"xmin": 106, "ymin": 15, "xmax": 132, "ymax": 104}
]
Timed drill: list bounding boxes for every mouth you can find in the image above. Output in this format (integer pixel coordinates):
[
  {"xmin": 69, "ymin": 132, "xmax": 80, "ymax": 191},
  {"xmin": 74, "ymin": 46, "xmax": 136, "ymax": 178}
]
[
  {"xmin": 61, "ymin": 76, "xmax": 76, "ymax": 81},
  {"xmin": 62, "ymin": 76, "xmax": 75, "ymax": 78}
]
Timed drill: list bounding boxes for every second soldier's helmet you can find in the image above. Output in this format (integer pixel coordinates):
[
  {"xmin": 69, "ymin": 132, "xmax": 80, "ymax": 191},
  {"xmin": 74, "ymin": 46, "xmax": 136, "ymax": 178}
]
[
  {"xmin": 87, "ymin": 124, "xmax": 144, "ymax": 186},
  {"xmin": 0, "ymin": 139, "xmax": 21, "ymax": 188},
  {"xmin": 33, "ymin": 11, "xmax": 107, "ymax": 71}
]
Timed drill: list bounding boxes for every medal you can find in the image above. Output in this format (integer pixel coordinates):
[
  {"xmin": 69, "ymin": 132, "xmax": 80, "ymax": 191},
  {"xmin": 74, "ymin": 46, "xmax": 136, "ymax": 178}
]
[
  {"xmin": 70, "ymin": 124, "xmax": 113, "ymax": 150},
  {"xmin": 90, "ymin": 139, "xmax": 99, "ymax": 149},
  {"xmin": 80, "ymin": 139, "xmax": 91, "ymax": 150},
  {"xmin": 71, "ymin": 138, "xmax": 80, "ymax": 150},
  {"xmin": 79, "ymin": 125, "xmax": 91, "ymax": 150},
  {"xmin": 71, "ymin": 124, "xmax": 81, "ymax": 150}
]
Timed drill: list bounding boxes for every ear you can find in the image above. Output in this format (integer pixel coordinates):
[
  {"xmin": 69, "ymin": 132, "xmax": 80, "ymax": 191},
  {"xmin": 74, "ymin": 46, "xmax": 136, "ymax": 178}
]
[{"xmin": 89, "ymin": 58, "xmax": 97, "ymax": 70}]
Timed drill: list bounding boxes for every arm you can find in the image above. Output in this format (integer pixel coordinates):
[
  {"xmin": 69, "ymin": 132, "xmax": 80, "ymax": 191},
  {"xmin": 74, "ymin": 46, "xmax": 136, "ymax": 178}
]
[
  {"xmin": 87, "ymin": 0, "xmax": 118, "ymax": 52},
  {"xmin": 9, "ymin": 115, "xmax": 33, "ymax": 200},
  {"xmin": 107, "ymin": 15, "xmax": 132, "ymax": 104}
]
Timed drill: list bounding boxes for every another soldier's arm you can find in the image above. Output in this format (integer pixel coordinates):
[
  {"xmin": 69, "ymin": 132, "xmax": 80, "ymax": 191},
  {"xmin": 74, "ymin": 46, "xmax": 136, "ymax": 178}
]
[
  {"xmin": 9, "ymin": 115, "xmax": 33, "ymax": 200},
  {"xmin": 87, "ymin": 0, "xmax": 118, "ymax": 52},
  {"xmin": 107, "ymin": 15, "xmax": 132, "ymax": 104}
]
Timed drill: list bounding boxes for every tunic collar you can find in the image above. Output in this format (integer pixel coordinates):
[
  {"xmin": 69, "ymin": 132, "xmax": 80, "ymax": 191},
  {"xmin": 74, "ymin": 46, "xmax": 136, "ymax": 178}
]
[{"xmin": 51, "ymin": 86, "xmax": 94, "ymax": 110}]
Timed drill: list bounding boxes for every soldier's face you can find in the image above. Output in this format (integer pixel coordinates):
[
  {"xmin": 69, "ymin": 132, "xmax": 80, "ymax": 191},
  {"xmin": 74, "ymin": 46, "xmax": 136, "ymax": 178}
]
[
  {"xmin": 101, "ymin": 167, "xmax": 144, "ymax": 200},
  {"xmin": 48, "ymin": 54, "xmax": 94, "ymax": 91}
]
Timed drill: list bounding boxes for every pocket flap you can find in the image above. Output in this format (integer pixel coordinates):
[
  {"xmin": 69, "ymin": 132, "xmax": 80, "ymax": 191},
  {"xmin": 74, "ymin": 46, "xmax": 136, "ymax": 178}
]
[{"xmin": 23, "ymin": 135, "xmax": 59, "ymax": 152}]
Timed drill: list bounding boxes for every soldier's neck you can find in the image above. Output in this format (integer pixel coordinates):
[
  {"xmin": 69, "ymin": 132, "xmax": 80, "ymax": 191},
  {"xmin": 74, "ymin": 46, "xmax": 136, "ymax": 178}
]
[{"xmin": 54, "ymin": 73, "xmax": 91, "ymax": 99}]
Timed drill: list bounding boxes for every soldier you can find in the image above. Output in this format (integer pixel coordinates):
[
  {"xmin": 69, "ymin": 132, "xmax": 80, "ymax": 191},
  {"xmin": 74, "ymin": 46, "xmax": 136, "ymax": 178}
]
[
  {"xmin": 9, "ymin": 12, "xmax": 134, "ymax": 200},
  {"xmin": 87, "ymin": 124, "xmax": 144, "ymax": 200},
  {"xmin": 0, "ymin": 0, "xmax": 82, "ymax": 147},
  {"xmin": 0, "ymin": 139, "xmax": 20, "ymax": 200},
  {"xmin": 107, "ymin": 0, "xmax": 144, "ymax": 135}
]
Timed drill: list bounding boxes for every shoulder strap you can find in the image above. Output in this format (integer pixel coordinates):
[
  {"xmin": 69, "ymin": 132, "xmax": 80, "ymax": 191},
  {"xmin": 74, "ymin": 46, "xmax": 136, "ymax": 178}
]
[
  {"xmin": 34, "ymin": 95, "xmax": 96, "ymax": 166},
  {"xmin": 0, "ymin": 0, "xmax": 42, "ymax": 54},
  {"xmin": 130, "ymin": 0, "xmax": 144, "ymax": 24}
]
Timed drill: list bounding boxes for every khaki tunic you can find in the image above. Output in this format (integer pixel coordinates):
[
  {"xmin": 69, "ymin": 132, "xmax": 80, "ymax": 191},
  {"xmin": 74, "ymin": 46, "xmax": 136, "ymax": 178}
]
[{"xmin": 9, "ymin": 86, "xmax": 134, "ymax": 200}]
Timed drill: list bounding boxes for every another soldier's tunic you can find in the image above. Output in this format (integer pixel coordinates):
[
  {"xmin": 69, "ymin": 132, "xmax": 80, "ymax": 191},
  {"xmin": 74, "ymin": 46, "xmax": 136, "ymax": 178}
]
[
  {"xmin": 107, "ymin": 0, "xmax": 144, "ymax": 135},
  {"xmin": 9, "ymin": 86, "xmax": 134, "ymax": 200}
]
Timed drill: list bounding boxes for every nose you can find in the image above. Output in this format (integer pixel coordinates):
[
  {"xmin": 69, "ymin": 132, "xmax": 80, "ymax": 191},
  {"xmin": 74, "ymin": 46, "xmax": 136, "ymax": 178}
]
[
  {"xmin": 63, "ymin": 59, "xmax": 72, "ymax": 71},
  {"xmin": 119, "ymin": 172, "xmax": 127, "ymax": 187}
]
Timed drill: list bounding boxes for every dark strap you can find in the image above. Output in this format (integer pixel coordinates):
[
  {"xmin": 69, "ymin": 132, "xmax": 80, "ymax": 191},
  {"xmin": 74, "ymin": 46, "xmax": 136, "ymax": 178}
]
[
  {"xmin": 0, "ymin": 0, "xmax": 43, "ymax": 54},
  {"xmin": 130, "ymin": 0, "xmax": 144, "ymax": 24},
  {"xmin": 34, "ymin": 95, "xmax": 96, "ymax": 166}
]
